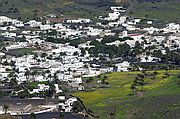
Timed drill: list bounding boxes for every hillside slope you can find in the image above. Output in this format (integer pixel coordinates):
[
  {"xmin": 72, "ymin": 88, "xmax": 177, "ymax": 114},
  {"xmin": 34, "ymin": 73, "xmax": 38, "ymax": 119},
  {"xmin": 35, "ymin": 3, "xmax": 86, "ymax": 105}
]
[
  {"xmin": 0, "ymin": 0, "xmax": 116, "ymax": 20},
  {"xmin": 74, "ymin": 70, "xmax": 180, "ymax": 119},
  {"xmin": 0, "ymin": 0, "xmax": 179, "ymax": 22},
  {"xmin": 131, "ymin": 0, "xmax": 180, "ymax": 22}
]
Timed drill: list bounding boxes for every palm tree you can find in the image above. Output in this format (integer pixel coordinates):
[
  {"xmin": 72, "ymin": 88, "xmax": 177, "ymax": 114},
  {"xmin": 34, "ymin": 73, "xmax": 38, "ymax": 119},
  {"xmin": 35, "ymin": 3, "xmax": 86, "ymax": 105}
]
[
  {"xmin": 10, "ymin": 60, "xmax": 16, "ymax": 67},
  {"xmin": 139, "ymin": 78, "xmax": 145, "ymax": 91},
  {"xmin": 8, "ymin": 71, "xmax": 15, "ymax": 78},
  {"xmin": 130, "ymin": 83, "xmax": 137, "ymax": 92},
  {"xmin": 33, "ymin": 53, "xmax": 38, "ymax": 60},
  {"xmin": 145, "ymin": 56, "xmax": 148, "ymax": 63},
  {"xmin": 85, "ymin": 77, "xmax": 94, "ymax": 86},
  {"xmin": 85, "ymin": 78, "xmax": 91, "ymax": 85},
  {"xmin": 73, "ymin": 51, "xmax": 79, "ymax": 56},
  {"xmin": 37, "ymin": 59, "xmax": 41, "ymax": 65},
  {"xmin": 109, "ymin": 106, "xmax": 117, "ymax": 119},
  {"xmin": 3, "ymin": 105, "xmax": 9, "ymax": 114},
  {"xmin": 48, "ymin": 74, "xmax": 52, "ymax": 81},
  {"xmin": 2, "ymin": 78, "xmax": 8, "ymax": 86},
  {"xmin": 89, "ymin": 77, "xmax": 94, "ymax": 82},
  {"xmin": 67, "ymin": 68, "xmax": 71, "ymax": 74},
  {"xmin": 60, "ymin": 52, "xmax": 66, "ymax": 56},
  {"xmin": 25, "ymin": 68, "xmax": 30, "ymax": 80},
  {"xmin": 45, "ymin": 70, "xmax": 51, "ymax": 80},
  {"xmin": 41, "ymin": 52, "xmax": 48, "ymax": 60},
  {"xmin": 59, "ymin": 112, "xmax": 64, "ymax": 119},
  {"xmin": 97, "ymin": 75, "xmax": 102, "ymax": 79},
  {"xmin": 72, "ymin": 101, "xmax": 84, "ymax": 113},
  {"xmin": 83, "ymin": 64, "xmax": 90, "ymax": 73},
  {"xmin": 144, "ymin": 56, "xmax": 149, "ymax": 70},
  {"xmin": 72, "ymin": 70, "xmax": 77, "ymax": 75},
  {"xmin": 46, "ymin": 70, "xmax": 51, "ymax": 74},
  {"xmin": 134, "ymin": 74, "xmax": 145, "ymax": 91},
  {"xmin": 42, "ymin": 71, "xmax": 46, "ymax": 80},
  {"xmin": 31, "ymin": 70, "xmax": 38, "ymax": 78},
  {"xmin": 101, "ymin": 75, "xmax": 108, "ymax": 85},
  {"xmin": 30, "ymin": 113, "xmax": 36, "ymax": 119},
  {"xmin": 83, "ymin": 64, "xmax": 89, "ymax": 69},
  {"xmin": 35, "ymin": 42, "xmax": 39, "ymax": 47},
  {"xmin": 53, "ymin": 72, "xmax": 59, "ymax": 84},
  {"xmin": 9, "ymin": 78, "xmax": 18, "ymax": 87}
]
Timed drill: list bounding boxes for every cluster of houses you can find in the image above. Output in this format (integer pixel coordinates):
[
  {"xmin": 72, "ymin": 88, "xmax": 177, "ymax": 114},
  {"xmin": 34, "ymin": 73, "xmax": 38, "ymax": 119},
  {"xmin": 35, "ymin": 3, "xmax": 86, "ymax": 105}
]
[
  {"xmin": 0, "ymin": 5, "xmax": 180, "ymax": 115},
  {"xmin": 0, "ymin": 97, "xmax": 79, "ymax": 115}
]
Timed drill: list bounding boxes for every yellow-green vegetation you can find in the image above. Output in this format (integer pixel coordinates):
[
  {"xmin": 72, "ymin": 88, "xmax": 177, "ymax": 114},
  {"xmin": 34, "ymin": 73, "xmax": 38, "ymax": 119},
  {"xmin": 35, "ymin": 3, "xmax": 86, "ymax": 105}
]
[{"xmin": 74, "ymin": 70, "xmax": 180, "ymax": 119}]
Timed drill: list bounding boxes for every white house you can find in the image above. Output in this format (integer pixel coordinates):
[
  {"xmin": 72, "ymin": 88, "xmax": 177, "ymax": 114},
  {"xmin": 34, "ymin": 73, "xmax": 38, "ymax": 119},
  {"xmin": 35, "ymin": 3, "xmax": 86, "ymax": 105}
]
[
  {"xmin": 134, "ymin": 18, "xmax": 141, "ymax": 23},
  {"xmin": 40, "ymin": 24, "xmax": 51, "ymax": 30},
  {"xmin": 5, "ymin": 42, "xmax": 28, "ymax": 51},
  {"xmin": 1, "ymin": 32, "xmax": 16, "ymax": 38},
  {"xmin": 167, "ymin": 23, "xmax": 180, "ymax": 31},
  {"xmin": 51, "ymin": 23, "xmax": 65, "ymax": 30},
  {"xmin": 0, "ymin": 52, "xmax": 5, "ymax": 56},
  {"xmin": 0, "ymin": 16, "xmax": 12, "ymax": 24},
  {"xmin": 59, "ymin": 97, "xmax": 77, "ymax": 112},
  {"xmin": 143, "ymin": 27, "xmax": 159, "ymax": 34},
  {"xmin": 87, "ymin": 28, "xmax": 103, "ymax": 36},
  {"xmin": 111, "ymin": 6, "xmax": 127, "ymax": 12},
  {"xmin": 29, "ymin": 84, "xmax": 50, "ymax": 94},
  {"xmin": 115, "ymin": 61, "xmax": 131, "ymax": 72},
  {"xmin": 27, "ymin": 20, "xmax": 42, "ymax": 28},
  {"xmin": 66, "ymin": 18, "xmax": 91, "ymax": 23},
  {"xmin": 0, "ymin": 26, "xmax": 17, "ymax": 31},
  {"xmin": 12, "ymin": 19, "xmax": 24, "ymax": 27},
  {"xmin": 54, "ymin": 84, "xmax": 63, "ymax": 93},
  {"xmin": 119, "ymin": 16, "xmax": 127, "ymax": 24},
  {"xmin": 107, "ymin": 12, "xmax": 120, "ymax": 21},
  {"xmin": 140, "ymin": 56, "xmax": 158, "ymax": 63},
  {"xmin": 128, "ymin": 34, "xmax": 144, "ymax": 40}
]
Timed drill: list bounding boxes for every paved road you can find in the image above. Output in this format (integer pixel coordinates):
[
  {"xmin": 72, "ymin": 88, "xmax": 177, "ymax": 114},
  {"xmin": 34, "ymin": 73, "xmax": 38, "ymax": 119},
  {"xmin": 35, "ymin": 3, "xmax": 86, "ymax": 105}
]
[
  {"xmin": 0, "ymin": 98, "xmax": 59, "ymax": 105},
  {"xmin": 17, "ymin": 112, "xmax": 85, "ymax": 119}
]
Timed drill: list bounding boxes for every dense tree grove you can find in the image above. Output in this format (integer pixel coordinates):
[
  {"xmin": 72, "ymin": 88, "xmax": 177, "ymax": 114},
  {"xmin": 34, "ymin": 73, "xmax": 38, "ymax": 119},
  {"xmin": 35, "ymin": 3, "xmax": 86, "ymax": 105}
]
[
  {"xmin": 69, "ymin": 38, "xmax": 86, "ymax": 47},
  {"xmin": 89, "ymin": 37, "xmax": 132, "ymax": 58},
  {"xmin": 45, "ymin": 37, "xmax": 69, "ymax": 44}
]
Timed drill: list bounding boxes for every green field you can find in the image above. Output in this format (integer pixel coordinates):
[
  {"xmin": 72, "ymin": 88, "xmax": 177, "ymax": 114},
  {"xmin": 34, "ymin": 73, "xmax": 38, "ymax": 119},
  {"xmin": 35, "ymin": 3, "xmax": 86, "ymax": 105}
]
[{"xmin": 74, "ymin": 70, "xmax": 180, "ymax": 119}]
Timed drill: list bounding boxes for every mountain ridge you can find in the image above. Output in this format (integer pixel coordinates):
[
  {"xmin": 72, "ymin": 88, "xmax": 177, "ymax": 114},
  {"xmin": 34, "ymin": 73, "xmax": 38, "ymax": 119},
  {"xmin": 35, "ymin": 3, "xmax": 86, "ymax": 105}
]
[{"xmin": 0, "ymin": 0, "xmax": 179, "ymax": 21}]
